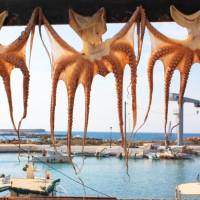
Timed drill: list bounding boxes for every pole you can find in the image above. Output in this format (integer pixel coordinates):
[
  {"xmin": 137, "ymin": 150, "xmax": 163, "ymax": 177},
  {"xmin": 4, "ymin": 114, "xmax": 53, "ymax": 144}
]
[
  {"xmin": 109, "ymin": 126, "xmax": 112, "ymax": 148},
  {"xmin": 177, "ymin": 105, "xmax": 184, "ymax": 146},
  {"xmin": 124, "ymin": 101, "xmax": 127, "ymax": 148}
]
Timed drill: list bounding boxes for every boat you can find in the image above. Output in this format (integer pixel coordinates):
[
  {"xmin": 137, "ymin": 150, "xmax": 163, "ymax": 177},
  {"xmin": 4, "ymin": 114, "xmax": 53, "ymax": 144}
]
[
  {"xmin": 159, "ymin": 150, "xmax": 176, "ymax": 159},
  {"xmin": 95, "ymin": 147, "xmax": 110, "ymax": 158},
  {"xmin": 176, "ymin": 182, "xmax": 200, "ymax": 200},
  {"xmin": 32, "ymin": 148, "xmax": 71, "ymax": 163},
  {"xmin": 120, "ymin": 150, "xmax": 144, "ymax": 159},
  {"xmin": 73, "ymin": 134, "xmax": 82, "ymax": 139},
  {"xmin": 0, "ymin": 162, "xmax": 60, "ymax": 196},
  {"xmin": 175, "ymin": 152, "xmax": 193, "ymax": 160},
  {"xmin": 147, "ymin": 153, "xmax": 160, "ymax": 160}
]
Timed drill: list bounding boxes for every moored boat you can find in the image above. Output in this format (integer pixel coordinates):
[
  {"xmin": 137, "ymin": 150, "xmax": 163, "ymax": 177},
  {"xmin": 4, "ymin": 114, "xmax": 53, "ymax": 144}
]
[
  {"xmin": 32, "ymin": 149, "xmax": 71, "ymax": 163},
  {"xmin": 147, "ymin": 153, "xmax": 160, "ymax": 160},
  {"xmin": 0, "ymin": 163, "xmax": 60, "ymax": 196}
]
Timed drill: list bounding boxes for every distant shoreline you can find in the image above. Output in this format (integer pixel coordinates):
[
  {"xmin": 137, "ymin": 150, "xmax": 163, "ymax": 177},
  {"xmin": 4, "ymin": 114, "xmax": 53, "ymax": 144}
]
[{"xmin": 0, "ymin": 129, "xmax": 46, "ymax": 133}]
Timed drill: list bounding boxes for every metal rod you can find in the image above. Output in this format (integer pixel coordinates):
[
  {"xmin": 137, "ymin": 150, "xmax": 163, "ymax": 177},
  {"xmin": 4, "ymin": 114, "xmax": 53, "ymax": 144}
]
[
  {"xmin": 109, "ymin": 126, "xmax": 112, "ymax": 148},
  {"xmin": 124, "ymin": 101, "xmax": 127, "ymax": 148}
]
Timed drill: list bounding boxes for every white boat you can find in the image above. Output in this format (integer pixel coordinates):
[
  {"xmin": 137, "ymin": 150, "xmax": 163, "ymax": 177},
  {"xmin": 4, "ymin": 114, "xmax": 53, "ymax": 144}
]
[
  {"xmin": 0, "ymin": 163, "xmax": 60, "ymax": 196},
  {"xmin": 147, "ymin": 153, "xmax": 160, "ymax": 160},
  {"xmin": 176, "ymin": 182, "xmax": 200, "ymax": 200},
  {"xmin": 73, "ymin": 134, "xmax": 82, "ymax": 139},
  {"xmin": 32, "ymin": 149, "xmax": 71, "ymax": 163}
]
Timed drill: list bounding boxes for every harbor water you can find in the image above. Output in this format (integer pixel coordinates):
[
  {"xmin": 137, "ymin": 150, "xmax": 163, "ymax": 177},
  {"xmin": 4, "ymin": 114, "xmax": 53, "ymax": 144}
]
[{"xmin": 0, "ymin": 153, "xmax": 200, "ymax": 199}]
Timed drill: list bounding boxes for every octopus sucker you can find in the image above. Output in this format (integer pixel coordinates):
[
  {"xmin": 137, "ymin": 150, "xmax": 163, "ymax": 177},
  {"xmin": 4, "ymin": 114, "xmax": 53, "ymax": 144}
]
[{"xmin": 39, "ymin": 7, "xmax": 144, "ymax": 152}]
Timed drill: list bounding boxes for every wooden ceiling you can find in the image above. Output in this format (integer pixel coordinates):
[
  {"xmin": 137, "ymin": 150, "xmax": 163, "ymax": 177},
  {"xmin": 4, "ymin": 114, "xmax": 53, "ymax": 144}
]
[{"xmin": 0, "ymin": 0, "xmax": 200, "ymax": 25}]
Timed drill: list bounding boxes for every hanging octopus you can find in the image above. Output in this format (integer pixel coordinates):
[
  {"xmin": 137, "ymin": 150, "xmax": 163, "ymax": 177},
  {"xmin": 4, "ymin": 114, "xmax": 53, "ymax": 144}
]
[
  {"xmin": 142, "ymin": 6, "xmax": 200, "ymax": 145},
  {"xmin": 0, "ymin": 8, "xmax": 39, "ymax": 140},
  {"xmin": 39, "ymin": 6, "xmax": 145, "ymax": 154}
]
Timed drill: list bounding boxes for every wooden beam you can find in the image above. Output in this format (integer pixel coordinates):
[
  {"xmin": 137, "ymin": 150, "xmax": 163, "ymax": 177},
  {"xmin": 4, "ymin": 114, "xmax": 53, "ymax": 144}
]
[
  {"xmin": 0, "ymin": 197, "xmax": 117, "ymax": 200},
  {"xmin": 0, "ymin": 0, "xmax": 199, "ymax": 25}
]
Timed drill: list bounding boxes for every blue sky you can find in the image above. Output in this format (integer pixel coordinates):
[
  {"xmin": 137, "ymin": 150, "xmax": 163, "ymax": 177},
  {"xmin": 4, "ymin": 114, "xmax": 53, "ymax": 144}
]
[{"xmin": 0, "ymin": 22, "xmax": 199, "ymax": 133}]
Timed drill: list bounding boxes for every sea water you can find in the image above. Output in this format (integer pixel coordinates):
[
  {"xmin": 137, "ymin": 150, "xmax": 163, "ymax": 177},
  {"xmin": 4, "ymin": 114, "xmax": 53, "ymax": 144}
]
[
  {"xmin": 0, "ymin": 131, "xmax": 200, "ymax": 141},
  {"xmin": 0, "ymin": 153, "xmax": 200, "ymax": 199}
]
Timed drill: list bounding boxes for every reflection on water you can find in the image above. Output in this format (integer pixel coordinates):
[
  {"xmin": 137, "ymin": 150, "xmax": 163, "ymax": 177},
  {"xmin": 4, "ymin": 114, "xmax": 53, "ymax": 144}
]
[{"xmin": 0, "ymin": 153, "xmax": 199, "ymax": 198}]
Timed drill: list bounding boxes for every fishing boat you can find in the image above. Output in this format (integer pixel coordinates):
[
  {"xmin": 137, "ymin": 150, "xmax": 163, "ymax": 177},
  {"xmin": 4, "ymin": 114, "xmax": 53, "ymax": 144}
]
[
  {"xmin": 32, "ymin": 148, "xmax": 71, "ymax": 163},
  {"xmin": 0, "ymin": 163, "xmax": 60, "ymax": 196}
]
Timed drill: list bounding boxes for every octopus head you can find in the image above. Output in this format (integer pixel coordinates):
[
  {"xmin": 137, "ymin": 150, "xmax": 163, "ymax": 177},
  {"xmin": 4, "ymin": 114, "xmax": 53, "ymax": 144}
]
[
  {"xmin": 69, "ymin": 8, "xmax": 107, "ymax": 46},
  {"xmin": 170, "ymin": 5, "xmax": 200, "ymax": 37}
]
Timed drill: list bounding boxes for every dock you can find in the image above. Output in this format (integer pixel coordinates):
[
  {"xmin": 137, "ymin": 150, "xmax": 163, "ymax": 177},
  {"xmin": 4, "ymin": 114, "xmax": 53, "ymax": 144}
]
[
  {"xmin": 0, "ymin": 178, "xmax": 60, "ymax": 196},
  {"xmin": 0, "ymin": 198, "xmax": 174, "ymax": 200},
  {"xmin": 0, "ymin": 198, "xmax": 117, "ymax": 200}
]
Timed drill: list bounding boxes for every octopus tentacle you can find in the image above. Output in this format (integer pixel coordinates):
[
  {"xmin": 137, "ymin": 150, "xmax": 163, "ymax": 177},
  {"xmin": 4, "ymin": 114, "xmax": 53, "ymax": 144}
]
[
  {"xmin": 2, "ymin": 73, "xmax": 17, "ymax": 132},
  {"xmin": 50, "ymin": 74, "xmax": 59, "ymax": 145},
  {"xmin": 82, "ymin": 61, "xmax": 93, "ymax": 145},
  {"xmin": 63, "ymin": 59, "xmax": 83, "ymax": 154},
  {"xmin": 66, "ymin": 84, "xmax": 77, "ymax": 155},
  {"xmin": 7, "ymin": 7, "xmax": 39, "ymax": 52},
  {"xmin": 111, "ymin": 43, "xmax": 137, "ymax": 130},
  {"xmin": 17, "ymin": 65, "xmax": 30, "ymax": 130},
  {"xmin": 50, "ymin": 56, "xmax": 78, "ymax": 145},
  {"xmin": 103, "ymin": 54, "xmax": 125, "ymax": 146},
  {"xmin": 178, "ymin": 51, "xmax": 193, "ymax": 109},
  {"xmin": 136, "ymin": 7, "xmax": 146, "ymax": 63},
  {"xmin": 112, "ymin": 7, "xmax": 140, "ymax": 42},
  {"xmin": 2, "ymin": 55, "xmax": 30, "ymax": 130},
  {"xmin": 145, "ymin": 19, "xmax": 177, "ymax": 45},
  {"xmin": 83, "ymin": 83, "xmax": 91, "ymax": 145},
  {"xmin": 163, "ymin": 51, "xmax": 184, "ymax": 144},
  {"xmin": 130, "ymin": 60, "xmax": 137, "ymax": 130},
  {"xmin": 40, "ymin": 10, "xmax": 78, "ymax": 54},
  {"xmin": 143, "ymin": 47, "xmax": 176, "ymax": 126},
  {"xmin": 196, "ymin": 50, "xmax": 200, "ymax": 62}
]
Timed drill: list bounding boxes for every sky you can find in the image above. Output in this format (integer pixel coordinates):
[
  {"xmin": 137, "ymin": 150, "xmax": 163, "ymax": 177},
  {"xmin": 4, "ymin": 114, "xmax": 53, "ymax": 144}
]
[{"xmin": 0, "ymin": 21, "xmax": 199, "ymax": 133}]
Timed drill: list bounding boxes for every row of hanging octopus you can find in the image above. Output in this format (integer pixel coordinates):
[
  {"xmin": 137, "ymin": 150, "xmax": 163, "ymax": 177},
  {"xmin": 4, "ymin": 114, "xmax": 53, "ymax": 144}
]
[{"xmin": 0, "ymin": 5, "xmax": 199, "ymax": 154}]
